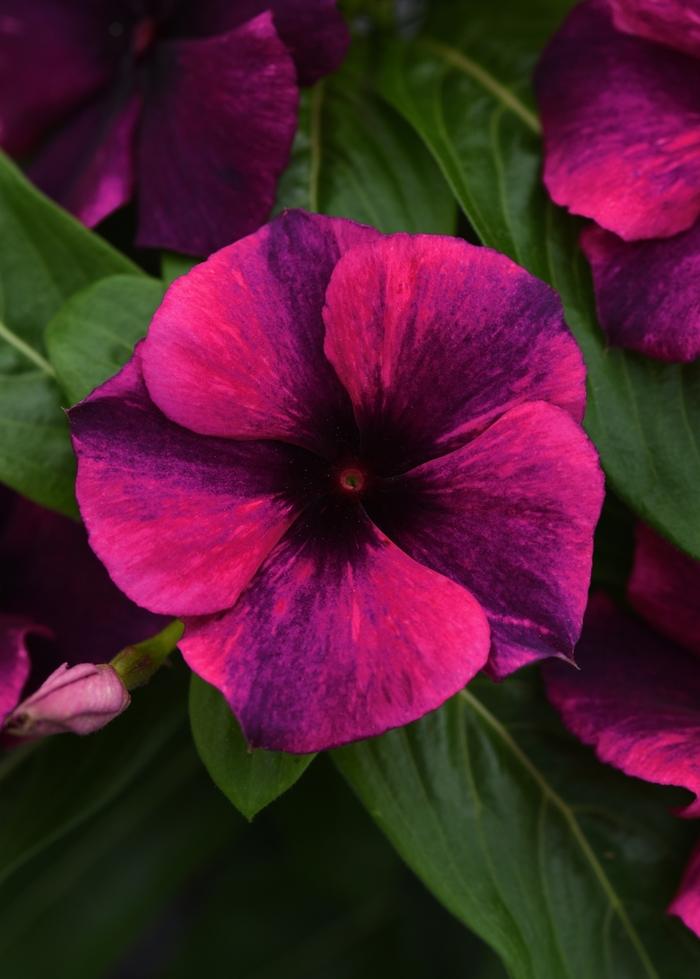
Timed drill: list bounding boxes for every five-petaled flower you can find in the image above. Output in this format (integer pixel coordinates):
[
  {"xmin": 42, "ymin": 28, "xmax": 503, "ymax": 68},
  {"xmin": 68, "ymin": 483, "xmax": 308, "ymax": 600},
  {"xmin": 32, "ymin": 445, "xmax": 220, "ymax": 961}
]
[
  {"xmin": 0, "ymin": 0, "xmax": 347, "ymax": 255},
  {"xmin": 0, "ymin": 488, "xmax": 165, "ymax": 736},
  {"xmin": 69, "ymin": 210, "xmax": 604, "ymax": 754},
  {"xmin": 535, "ymin": 0, "xmax": 700, "ymax": 363},
  {"xmin": 545, "ymin": 525, "xmax": 700, "ymax": 938}
]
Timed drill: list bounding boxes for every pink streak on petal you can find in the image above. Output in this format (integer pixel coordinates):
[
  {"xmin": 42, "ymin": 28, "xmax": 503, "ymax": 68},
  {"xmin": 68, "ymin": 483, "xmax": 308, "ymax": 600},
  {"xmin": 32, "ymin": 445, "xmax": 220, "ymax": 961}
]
[
  {"xmin": 611, "ymin": 0, "xmax": 700, "ymax": 59},
  {"xmin": 69, "ymin": 347, "xmax": 311, "ymax": 617},
  {"xmin": 322, "ymin": 233, "xmax": 585, "ymax": 470},
  {"xmin": 545, "ymin": 593, "xmax": 700, "ymax": 818},
  {"xmin": 581, "ymin": 220, "xmax": 700, "ymax": 363},
  {"xmin": 142, "ymin": 210, "xmax": 379, "ymax": 454},
  {"xmin": 368, "ymin": 402, "xmax": 603, "ymax": 678},
  {"xmin": 536, "ymin": 0, "xmax": 700, "ymax": 240},
  {"xmin": 181, "ymin": 507, "xmax": 490, "ymax": 753},
  {"xmin": 629, "ymin": 524, "xmax": 700, "ymax": 656},
  {"xmin": 0, "ymin": 615, "xmax": 34, "ymax": 726},
  {"xmin": 670, "ymin": 842, "xmax": 700, "ymax": 938}
]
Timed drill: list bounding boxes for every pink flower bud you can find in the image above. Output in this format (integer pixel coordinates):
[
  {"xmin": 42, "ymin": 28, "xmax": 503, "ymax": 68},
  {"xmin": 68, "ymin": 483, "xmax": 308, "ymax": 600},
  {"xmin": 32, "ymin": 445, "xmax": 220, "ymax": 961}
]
[{"xmin": 4, "ymin": 662, "xmax": 130, "ymax": 739}]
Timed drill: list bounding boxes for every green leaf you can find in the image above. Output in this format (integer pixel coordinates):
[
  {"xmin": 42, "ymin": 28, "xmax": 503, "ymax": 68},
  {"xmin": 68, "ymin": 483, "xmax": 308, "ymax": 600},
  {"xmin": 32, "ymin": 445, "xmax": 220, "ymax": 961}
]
[
  {"xmin": 377, "ymin": 1, "xmax": 700, "ymax": 557},
  {"xmin": 0, "ymin": 664, "xmax": 187, "ymax": 886},
  {"xmin": 335, "ymin": 673, "xmax": 700, "ymax": 979},
  {"xmin": 0, "ymin": 152, "xmax": 138, "ymax": 513},
  {"xmin": 189, "ymin": 675, "xmax": 314, "ymax": 820},
  {"xmin": 275, "ymin": 45, "xmax": 456, "ymax": 235},
  {"xmin": 46, "ymin": 274, "xmax": 165, "ymax": 404}
]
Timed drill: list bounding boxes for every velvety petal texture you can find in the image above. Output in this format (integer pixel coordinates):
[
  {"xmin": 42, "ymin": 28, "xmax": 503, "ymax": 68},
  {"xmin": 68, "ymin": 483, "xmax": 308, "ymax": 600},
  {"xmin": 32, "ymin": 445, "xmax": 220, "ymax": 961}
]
[
  {"xmin": 536, "ymin": 0, "xmax": 700, "ymax": 240},
  {"xmin": 322, "ymin": 234, "xmax": 585, "ymax": 471},
  {"xmin": 545, "ymin": 594, "xmax": 700, "ymax": 817},
  {"xmin": 142, "ymin": 211, "xmax": 377, "ymax": 454},
  {"xmin": 136, "ymin": 14, "xmax": 298, "ymax": 255},
  {"xmin": 71, "ymin": 211, "xmax": 601, "ymax": 751},
  {"xmin": 628, "ymin": 524, "xmax": 700, "ymax": 656},
  {"xmin": 70, "ymin": 348, "xmax": 318, "ymax": 616},
  {"xmin": 581, "ymin": 221, "xmax": 700, "ymax": 363},
  {"xmin": 368, "ymin": 402, "xmax": 603, "ymax": 677},
  {"xmin": 181, "ymin": 506, "xmax": 491, "ymax": 753},
  {"xmin": 610, "ymin": 0, "xmax": 700, "ymax": 58}
]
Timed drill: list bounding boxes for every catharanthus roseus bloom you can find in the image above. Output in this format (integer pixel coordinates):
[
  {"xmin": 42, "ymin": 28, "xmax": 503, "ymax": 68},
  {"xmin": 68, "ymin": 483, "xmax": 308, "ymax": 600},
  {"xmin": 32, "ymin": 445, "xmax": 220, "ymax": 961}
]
[
  {"xmin": 535, "ymin": 0, "xmax": 700, "ymax": 362},
  {"xmin": 0, "ymin": 1, "xmax": 347, "ymax": 255},
  {"xmin": 545, "ymin": 527, "xmax": 700, "ymax": 937},
  {"xmin": 69, "ymin": 210, "xmax": 603, "ymax": 753},
  {"xmin": 0, "ymin": 488, "xmax": 165, "ymax": 734}
]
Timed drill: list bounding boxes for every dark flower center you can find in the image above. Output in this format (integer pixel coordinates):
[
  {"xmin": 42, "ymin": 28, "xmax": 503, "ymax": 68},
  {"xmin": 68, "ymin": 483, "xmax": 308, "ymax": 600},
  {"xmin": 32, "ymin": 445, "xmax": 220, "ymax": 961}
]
[{"xmin": 335, "ymin": 464, "xmax": 369, "ymax": 498}]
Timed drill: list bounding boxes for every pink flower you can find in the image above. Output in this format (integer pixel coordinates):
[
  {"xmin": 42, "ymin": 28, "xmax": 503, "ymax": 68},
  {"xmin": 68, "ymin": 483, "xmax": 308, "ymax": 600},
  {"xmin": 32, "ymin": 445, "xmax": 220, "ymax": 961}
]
[
  {"xmin": 4, "ymin": 662, "xmax": 129, "ymax": 738},
  {"xmin": 69, "ymin": 210, "xmax": 603, "ymax": 753},
  {"xmin": 545, "ymin": 527, "xmax": 700, "ymax": 937},
  {"xmin": 535, "ymin": 0, "xmax": 700, "ymax": 362},
  {"xmin": 0, "ymin": 1, "xmax": 348, "ymax": 255}
]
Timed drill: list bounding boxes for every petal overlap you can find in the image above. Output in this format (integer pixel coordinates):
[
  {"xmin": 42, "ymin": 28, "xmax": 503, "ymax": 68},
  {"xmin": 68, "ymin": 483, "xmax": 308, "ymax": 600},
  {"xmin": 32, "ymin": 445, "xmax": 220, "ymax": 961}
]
[
  {"xmin": 181, "ymin": 504, "xmax": 490, "ymax": 753},
  {"xmin": 611, "ymin": 0, "xmax": 700, "ymax": 59},
  {"xmin": 70, "ymin": 348, "xmax": 320, "ymax": 616},
  {"xmin": 367, "ymin": 402, "xmax": 604, "ymax": 677},
  {"xmin": 322, "ymin": 234, "xmax": 585, "ymax": 472}
]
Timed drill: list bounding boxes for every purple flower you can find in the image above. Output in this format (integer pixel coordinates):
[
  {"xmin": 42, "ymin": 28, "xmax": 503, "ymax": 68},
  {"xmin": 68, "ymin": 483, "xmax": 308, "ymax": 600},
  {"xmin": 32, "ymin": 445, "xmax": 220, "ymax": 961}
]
[
  {"xmin": 0, "ymin": 1, "xmax": 348, "ymax": 255},
  {"xmin": 0, "ymin": 487, "xmax": 165, "ymax": 731},
  {"xmin": 535, "ymin": 0, "xmax": 700, "ymax": 362},
  {"xmin": 68, "ymin": 210, "xmax": 603, "ymax": 753},
  {"xmin": 4, "ymin": 662, "xmax": 130, "ymax": 738},
  {"xmin": 545, "ymin": 527, "xmax": 700, "ymax": 937}
]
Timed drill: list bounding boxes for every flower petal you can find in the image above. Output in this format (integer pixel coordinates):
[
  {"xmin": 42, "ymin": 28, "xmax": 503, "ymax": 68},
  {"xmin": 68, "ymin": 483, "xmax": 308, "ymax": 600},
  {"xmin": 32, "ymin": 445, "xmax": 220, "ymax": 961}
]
[
  {"xmin": 581, "ymin": 220, "xmax": 700, "ymax": 363},
  {"xmin": 0, "ymin": 616, "xmax": 33, "ymax": 726},
  {"xmin": 142, "ymin": 211, "xmax": 378, "ymax": 455},
  {"xmin": 536, "ymin": 0, "xmax": 700, "ymax": 240},
  {"xmin": 670, "ymin": 843, "xmax": 700, "ymax": 938},
  {"xmin": 611, "ymin": 0, "xmax": 700, "ymax": 59},
  {"xmin": 172, "ymin": 0, "xmax": 349, "ymax": 85},
  {"xmin": 322, "ymin": 233, "xmax": 585, "ymax": 473},
  {"xmin": 181, "ymin": 504, "xmax": 490, "ymax": 753},
  {"xmin": 628, "ymin": 524, "xmax": 700, "ymax": 656},
  {"xmin": 0, "ymin": 491, "xmax": 166, "ymax": 670},
  {"xmin": 28, "ymin": 83, "xmax": 141, "ymax": 228},
  {"xmin": 0, "ymin": 0, "xmax": 127, "ymax": 156},
  {"xmin": 69, "ymin": 348, "xmax": 320, "ymax": 616},
  {"xmin": 136, "ymin": 13, "xmax": 298, "ymax": 255},
  {"xmin": 544, "ymin": 593, "xmax": 700, "ymax": 817},
  {"xmin": 366, "ymin": 402, "xmax": 604, "ymax": 678}
]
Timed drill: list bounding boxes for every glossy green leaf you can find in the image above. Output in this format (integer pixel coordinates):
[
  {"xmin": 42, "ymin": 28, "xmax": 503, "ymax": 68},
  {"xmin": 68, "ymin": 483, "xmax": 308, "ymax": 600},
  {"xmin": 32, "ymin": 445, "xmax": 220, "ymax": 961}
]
[
  {"xmin": 0, "ymin": 152, "xmax": 138, "ymax": 513},
  {"xmin": 189, "ymin": 675, "xmax": 314, "ymax": 820},
  {"xmin": 275, "ymin": 45, "xmax": 456, "ymax": 235},
  {"xmin": 377, "ymin": 0, "xmax": 700, "ymax": 557},
  {"xmin": 46, "ymin": 274, "xmax": 165, "ymax": 404},
  {"xmin": 335, "ymin": 673, "xmax": 700, "ymax": 979}
]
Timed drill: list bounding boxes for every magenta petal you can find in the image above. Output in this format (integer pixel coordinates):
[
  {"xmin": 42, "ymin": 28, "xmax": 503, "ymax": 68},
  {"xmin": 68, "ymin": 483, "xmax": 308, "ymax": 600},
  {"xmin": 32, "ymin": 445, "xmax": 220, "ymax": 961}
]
[
  {"xmin": 0, "ymin": 0, "xmax": 126, "ymax": 156},
  {"xmin": 322, "ymin": 233, "xmax": 585, "ymax": 471},
  {"xmin": 69, "ymin": 348, "xmax": 315, "ymax": 616},
  {"xmin": 536, "ymin": 0, "xmax": 700, "ymax": 240},
  {"xmin": 628, "ymin": 524, "xmax": 700, "ymax": 656},
  {"xmin": 28, "ymin": 85, "xmax": 141, "ymax": 229},
  {"xmin": 581, "ymin": 221, "xmax": 700, "ymax": 363},
  {"xmin": 174, "ymin": 0, "xmax": 349, "ymax": 85},
  {"xmin": 0, "ymin": 616, "xmax": 33, "ymax": 726},
  {"xmin": 369, "ymin": 402, "xmax": 603, "ymax": 678},
  {"xmin": 181, "ymin": 506, "xmax": 490, "ymax": 753},
  {"xmin": 544, "ymin": 594, "xmax": 700, "ymax": 818},
  {"xmin": 611, "ymin": 0, "xmax": 700, "ymax": 59},
  {"xmin": 670, "ymin": 843, "xmax": 700, "ymax": 938},
  {"xmin": 142, "ymin": 211, "xmax": 378, "ymax": 454},
  {"xmin": 136, "ymin": 13, "xmax": 298, "ymax": 255}
]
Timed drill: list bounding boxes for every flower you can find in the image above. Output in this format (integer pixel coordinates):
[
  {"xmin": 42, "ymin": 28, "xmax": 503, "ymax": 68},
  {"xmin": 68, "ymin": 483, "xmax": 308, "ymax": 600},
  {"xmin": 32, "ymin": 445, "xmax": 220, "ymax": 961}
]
[
  {"xmin": 545, "ymin": 527, "xmax": 700, "ymax": 937},
  {"xmin": 0, "ymin": 1, "xmax": 348, "ymax": 255},
  {"xmin": 0, "ymin": 487, "xmax": 166, "ymax": 733},
  {"xmin": 4, "ymin": 662, "xmax": 130, "ymax": 738},
  {"xmin": 535, "ymin": 0, "xmax": 700, "ymax": 362},
  {"xmin": 68, "ymin": 210, "xmax": 603, "ymax": 753}
]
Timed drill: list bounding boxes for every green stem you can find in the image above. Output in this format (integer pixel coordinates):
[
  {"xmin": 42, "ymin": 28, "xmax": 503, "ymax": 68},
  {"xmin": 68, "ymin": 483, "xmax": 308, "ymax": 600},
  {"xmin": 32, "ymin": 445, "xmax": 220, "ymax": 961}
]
[
  {"xmin": 0, "ymin": 319, "xmax": 56, "ymax": 377},
  {"xmin": 111, "ymin": 619, "xmax": 184, "ymax": 691}
]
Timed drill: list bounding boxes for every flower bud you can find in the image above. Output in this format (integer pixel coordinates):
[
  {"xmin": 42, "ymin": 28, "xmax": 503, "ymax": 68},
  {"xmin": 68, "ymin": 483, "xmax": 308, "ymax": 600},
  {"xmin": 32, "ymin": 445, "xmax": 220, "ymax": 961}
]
[{"xmin": 4, "ymin": 662, "xmax": 130, "ymax": 739}]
